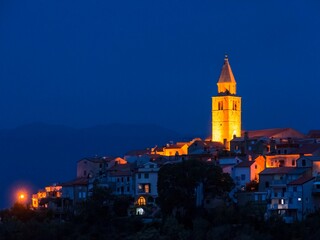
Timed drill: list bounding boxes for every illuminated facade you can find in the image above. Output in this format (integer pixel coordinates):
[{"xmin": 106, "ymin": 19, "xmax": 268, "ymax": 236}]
[{"xmin": 212, "ymin": 55, "xmax": 241, "ymax": 149}]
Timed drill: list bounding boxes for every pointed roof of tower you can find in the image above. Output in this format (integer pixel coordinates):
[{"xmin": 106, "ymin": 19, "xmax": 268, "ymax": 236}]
[{"xmin": 218, "ymin": 55, "xmax": 236, "ymax": 83}]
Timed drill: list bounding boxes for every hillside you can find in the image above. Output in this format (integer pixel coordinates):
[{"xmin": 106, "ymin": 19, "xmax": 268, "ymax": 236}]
[{"xmin": 0, "ymin": 123, "xmax": 184, "ymax": 208}]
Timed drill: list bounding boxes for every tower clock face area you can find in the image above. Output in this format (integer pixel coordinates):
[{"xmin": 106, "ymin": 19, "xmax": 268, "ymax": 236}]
[{"xmin": 211, "ymin": 56, "xmax": 241, "ymax": 149}]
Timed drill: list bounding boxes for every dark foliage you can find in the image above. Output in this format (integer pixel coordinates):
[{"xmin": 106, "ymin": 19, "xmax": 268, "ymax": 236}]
[{"xmin": 157, "ymin": 159, "xmax": 234, "ymax": 218}]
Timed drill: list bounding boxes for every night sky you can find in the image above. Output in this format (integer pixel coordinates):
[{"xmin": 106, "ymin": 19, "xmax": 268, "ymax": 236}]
[{"xmin": 1, "ymin": 1, "xmax": 320, "ymax": 136}]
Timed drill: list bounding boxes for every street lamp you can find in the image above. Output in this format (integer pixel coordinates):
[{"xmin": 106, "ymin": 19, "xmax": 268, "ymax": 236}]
[{"xmin": 17, "ymin": 191, "xmax": 28, "ymax": 205}]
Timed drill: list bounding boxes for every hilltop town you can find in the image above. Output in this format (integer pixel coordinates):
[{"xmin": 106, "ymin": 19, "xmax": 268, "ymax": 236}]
[{"xmin": 5, "ymin": 56, "xmax": 320, "ymax": 238}]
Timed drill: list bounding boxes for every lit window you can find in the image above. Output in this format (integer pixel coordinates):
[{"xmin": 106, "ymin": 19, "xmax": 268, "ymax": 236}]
[
  {"xmin": 138, "ymin": 196, "xmax": 146, "ymax": 205},
  {"xmin": 145, "ymin": 184, "xmax": 150, "ymax": 193},
  {"xmin": 298, "ymin": 197, "xmax": 302, "ymax": 201}
]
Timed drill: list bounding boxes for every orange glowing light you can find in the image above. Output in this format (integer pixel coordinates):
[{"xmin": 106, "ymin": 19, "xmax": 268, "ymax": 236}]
[{"xmin": 17, "ymin": 191, "xmax": 28, "ymax": 203}]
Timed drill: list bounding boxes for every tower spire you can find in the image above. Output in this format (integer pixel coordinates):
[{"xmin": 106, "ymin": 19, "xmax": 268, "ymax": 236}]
[{"xmin": 217, "ymin": 55, "xmax": 236, "ymax": 95}]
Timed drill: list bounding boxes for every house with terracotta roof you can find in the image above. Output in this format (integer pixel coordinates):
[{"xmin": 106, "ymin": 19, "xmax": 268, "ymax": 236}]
[
  {"xmin": 267, "ymin": 176, "xmax": 315, "ymax": 223},
  {"xmin": 230, "ymin": 128, "xmax": 306, "ymax": 155},
  {"xmin": 245, "ymin": 128, "xmax": 305, "ymax": 140},
  {"xmin": 124, "ymin": 149, "xmax": 153, "ymax": 163},
  {"xmin": 259, "ymin": 167, "xmax": 310, "ymax": 192},
  {"xmin": 76, "ymin": 156, "xmax": 126, "ymax": 178},
  {"xmin": 106, "ymin": 163, "xmax": 134, "ymax": 196},
  {"xmin": 218, "ymin": 156, "xmax": 243, "ymax": 175},
  {"xmin": 188, "ymin": 139, "xmax": 223, "ymax": 155},
  {"xmin": 296, "ymin": 156, "xmax": 320, "ymax": 176},
  {"xmin": 307, "ymin": 130, "xmax": 320, "ymax": 139},
  {"xmin": 294, "ymin": 143, "xmax": 320, "ymax": 156},
  {"xmin": 255, "ymin": 154, "xmax": 301, "ymax": 168},
  {"xmin": 61, "ymin": 177, "xmax": 88, "ymax": 209},
  {"xmin": 32, "ymin": 184, "xmax": 64, "ymax": 212},
  {"xmin": 134, "ymin": 161, "xmax": 159, "ymax": 216},
  {"xmin": 162, "ymin": 142, "xmax": 190, "ymax": 156},
  {"xmin": 232, "ymin": 157, "xmax": 265, "ymax": 190}
]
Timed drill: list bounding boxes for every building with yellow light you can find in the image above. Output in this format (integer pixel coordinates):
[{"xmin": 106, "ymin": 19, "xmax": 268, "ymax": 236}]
[{"xmin": 212, "ymin": 55, "xmax": 241, "ymax": 149}]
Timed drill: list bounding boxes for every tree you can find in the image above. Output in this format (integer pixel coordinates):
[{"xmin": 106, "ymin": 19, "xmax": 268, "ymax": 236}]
[{"xmin": 157, "ymin": 159, "xmax": 234, "ymax": 219}]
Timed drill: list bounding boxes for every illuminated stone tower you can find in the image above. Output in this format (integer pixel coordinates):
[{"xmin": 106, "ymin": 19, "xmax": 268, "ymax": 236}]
[{"xmin": 211, "ymin": 55, "xmax": 241, "ymax": 149}]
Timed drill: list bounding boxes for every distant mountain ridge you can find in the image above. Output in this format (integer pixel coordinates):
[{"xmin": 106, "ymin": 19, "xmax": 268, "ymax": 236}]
[{"xmin": 0, "ymin": 123, "xmax": 185, "ymax": 208}]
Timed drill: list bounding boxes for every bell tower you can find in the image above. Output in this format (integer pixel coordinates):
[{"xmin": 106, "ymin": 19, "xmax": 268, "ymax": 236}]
[{"xmin": 211, "ymin": 55, "xmax": 241, "ymax": 149}]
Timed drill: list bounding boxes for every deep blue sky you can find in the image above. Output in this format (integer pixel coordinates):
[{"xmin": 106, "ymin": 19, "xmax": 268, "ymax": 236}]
[{"xmin": 1, "ymin": 0, "xmax": 320, "ymax": 136}]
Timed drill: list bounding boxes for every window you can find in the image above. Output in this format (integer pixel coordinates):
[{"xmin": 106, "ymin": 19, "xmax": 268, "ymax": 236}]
[
  {"xmin": 127, "ymin": 186, "xmax": 130, "ymax": 192},
  {"xmin": 127, "ymin": 177, "xmax": 130, "ymax": 182},
  {"xmin": 233, "ymin": 101, "xmax": 237, "ymax": 111},
  {"xmin": 145, "ymin": 184, "xmax": 150, "ymax": 193},
  {"xmin": 302, "ymin": 159, "xmax": 306, "ymax": 167},
  {"xmin": 144, "ymin": 173, "xmax": 149, "ymax": 179},
  {"xmin": 218, "ymin": 101, "xmax": 223, "ymax": 110},
  {"xmin": 78, "ymin": 192, "xmax": 86, "ymax": 199},
  {"xmin": 150, "ymin": 164, "xmax": 154, "ymax": 168},
  {"xmin": 83, "ymin": 170, "xmax": 87, "ymax": 177},
  {"xmin": 138, "ymin": 173, "xmax": 141, "ymax": 179},
  {"xmin": 265, "ymin": 181, "xmax": 269, "ymax": 188},
  {"xmin": 138, "ymin": 196, "xmax": 146, "ymax": 206},
  {"xmin": 138, "ymin": 184, "xmax": 151, "ymax": 193},
  {"xmin": 292, "ymin": 160, "xmax": 295, "ymax": 166},
  {"xmin": 293, "ymin": 186, "xmax": 297, "ymax": 192},
  {"xmin": 255, "ymin": 165, "xmax": 257, "ymax": 169},
  {"xmin": 241, "ymin": 174, "xmax": 246, "ymax": 181}
]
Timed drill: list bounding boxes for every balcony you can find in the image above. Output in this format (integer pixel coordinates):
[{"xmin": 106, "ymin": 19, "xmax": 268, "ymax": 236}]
[
  {"xmin": 268, "ymin": 203, "xmax": 288, "ymax": 210},
  {"xmin": 271, "ymin": 192, "xmax": 286, "ymax": 198},
  {"xmin": 270, "ymin": 180, "xmax": 287, "ymax": 187}
]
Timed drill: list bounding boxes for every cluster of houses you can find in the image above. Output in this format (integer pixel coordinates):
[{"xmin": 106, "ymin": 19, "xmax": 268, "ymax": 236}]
[{"xmin": 31, "ymin": 127, "xmax": 320, "ymax": 223}]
